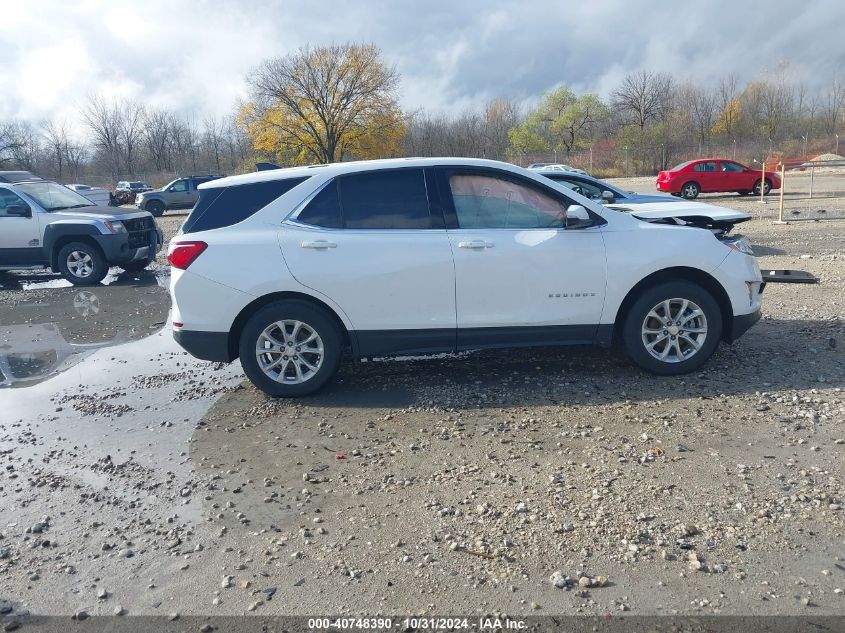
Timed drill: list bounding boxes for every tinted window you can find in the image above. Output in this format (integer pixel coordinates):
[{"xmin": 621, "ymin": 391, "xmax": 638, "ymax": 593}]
[
  {"xmin": 0, "ymin": 188, "xmax": 30, "ymax": 217},
  {"xmin": 694, "ymin": 161, "xmax": 717, "ymax": 172},
  {"xmin": 297, "ymin": 181, "xmax": 342, "ymax": 228},
  {"xmin": 339, "ymin": 169, "xmax": 431, "ymax": 229},
  {"xmin": 448, "ymin": 173, "xmax": 569, "ymax": 229},
  {"xmin": 721, "ymin": 161, "xmax": 744, "ymax": 172},
  {"xmin": 182, "ymin": 177, "xmax": 308, "ymax": 234}
]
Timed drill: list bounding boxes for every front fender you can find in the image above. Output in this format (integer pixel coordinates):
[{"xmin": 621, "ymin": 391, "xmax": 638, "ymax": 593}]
[{"xmin": 43, "ymin": 222, "xmax": 103, "ymax": 269}]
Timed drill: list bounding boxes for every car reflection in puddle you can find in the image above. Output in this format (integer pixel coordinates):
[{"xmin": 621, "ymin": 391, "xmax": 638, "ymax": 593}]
[{"xmin": 0, "ymin": 270, "xmax": 170, "ymax": 388}]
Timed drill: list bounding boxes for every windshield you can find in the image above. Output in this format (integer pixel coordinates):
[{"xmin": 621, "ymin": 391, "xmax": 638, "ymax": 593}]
[
  {"xmin": 16, "ymin": 182, "xmax": 95, "ymax": 211},
  {"xmin": 129, "ymin": 182, "xmax": 146, "ymax": 188}
]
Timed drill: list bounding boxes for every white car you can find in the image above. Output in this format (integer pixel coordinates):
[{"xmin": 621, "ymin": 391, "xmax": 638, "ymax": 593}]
[
  {"xmin": 65, "ymin": 183, "xmax": 112, "ymax": 207},
  {"xmin": 168, "ymin": 158, "xmax": 764, "ymax": 397},
  {"xmin": 528, "ymin": 163, "xmax": 589, "ymax": 176}
]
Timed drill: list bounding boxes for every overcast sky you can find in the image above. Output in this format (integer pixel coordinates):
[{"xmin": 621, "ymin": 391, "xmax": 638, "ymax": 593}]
[{"xmin": 2, "ymin": 0, "xmax": 843, "ymax": 135}]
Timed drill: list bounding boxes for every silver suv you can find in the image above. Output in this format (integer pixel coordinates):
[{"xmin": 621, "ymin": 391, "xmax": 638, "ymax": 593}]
[{"xmin": 0, "ymin": 173, "xmax": 162, "ymax": 285}]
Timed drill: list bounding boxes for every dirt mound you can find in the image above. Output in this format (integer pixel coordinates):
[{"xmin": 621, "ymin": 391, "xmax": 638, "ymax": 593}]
[{"xmin": 811, "ymin": 153, "xmax": 845, "ymax": 162}]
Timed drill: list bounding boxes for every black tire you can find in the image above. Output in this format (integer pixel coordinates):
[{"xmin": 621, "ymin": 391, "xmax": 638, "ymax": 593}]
[
  {"xmin": 737, "ymin": 190, "xmax": 752, "ymax": 196},
  {"xmin": 146, "ymin": 200, "xmax": 165, "ymax": 217},
  {"xmin": 238, "ymin": 300, "xmax": 343, "ymax": 397},
  {"xmin": 119, "ymin": 259, "xmax": 153, "ymax": 273},
  {"xmin": 56, "ymin": 241, "xmax": 109, "ymax": 286},
  {"xmin": 752, "ymin": 179, "xmax": 772, "ymax": 196},
  {"xmin": 622, "ymin": 281, "xmax": 723, "ymax": 376},
  {"xmin": 680, "ymin": 181, "xmax": 700, "ymax": 199}
]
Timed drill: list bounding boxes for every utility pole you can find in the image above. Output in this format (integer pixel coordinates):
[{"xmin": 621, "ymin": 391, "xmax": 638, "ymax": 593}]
[{"xmin": 732, "ymin": 139, "xmax": 737, "ymax": 160}]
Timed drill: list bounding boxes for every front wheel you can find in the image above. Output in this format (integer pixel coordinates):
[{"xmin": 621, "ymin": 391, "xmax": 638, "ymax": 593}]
[
  {"xmin": 752, "ymin": 179, "xmax": 772, "ymax": 196},
  {"xmin": 57, "ymin": 242, "xmax": 108, "ymax": 286},
  {"xmin": 146, "ymin": 200, "xmax": 165, "ymax": 217},
  {"xmin": 238, "ymin": 300, "xmax": 343, "ymax": 397},
  {"xmin": 680, "ymin": 182, "xmax": 700, "ymax": 199},
  {"xmin": 622, "ymin": 281, "xmax": 722, "ymax": 375}
]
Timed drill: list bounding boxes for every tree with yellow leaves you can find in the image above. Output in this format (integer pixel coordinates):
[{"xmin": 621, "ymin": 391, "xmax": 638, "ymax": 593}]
[{"xmin": 242, "ymin": 43, "xmax": 405, "ymax": 165}]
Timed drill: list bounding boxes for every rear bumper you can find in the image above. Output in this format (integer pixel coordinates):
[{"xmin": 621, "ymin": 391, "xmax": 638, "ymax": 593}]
[
  {"xmin": 727, "ymin": 308, "xmax": 761, "ymax": 343},
  {"xmin": 173, "ymin": 329, "xmax": 232, "ymax": 362}
]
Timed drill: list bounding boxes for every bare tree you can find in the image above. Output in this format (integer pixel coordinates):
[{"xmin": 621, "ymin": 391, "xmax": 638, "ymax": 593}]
[
  {"xmin": 81, "ymin": 94, "xmax": 123, "ymax": 179},
  {"xmin": 203, "ymin": 116, "xmax": 225, "ymax": 171},
  {"xmin": 821, "ymin": 76, "xmax": 845, "ymax": 138},
  {"xmin": 41, "ymin": 119, "xmax": 70, "ymax": 179},
  {"xmin": 0, "ymin": 122, "xmax": 23, "ymax": 167},
  {"xmin": 118, "ymin": 101, "xmax": 146, "ymax": 175},
  {"xmin": 716, "ymin": 74, "xmax": 739, "ymax": 137},
  {"xmin": 612, "ymin": 70, "xmax": 674, "ymax": 132},
  {"xmin": 482, "ymin": 99, "xmax": 521, "ymax": 159},
  {"xmin": 143, "ymin": 108, "xmax": 175, "ymax": 171}
]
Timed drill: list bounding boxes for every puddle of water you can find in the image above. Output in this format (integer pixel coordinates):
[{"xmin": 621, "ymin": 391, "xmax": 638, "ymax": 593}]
[{"xmin": 0, "ymin": 272, "xmax": 170, "ymax": 387}]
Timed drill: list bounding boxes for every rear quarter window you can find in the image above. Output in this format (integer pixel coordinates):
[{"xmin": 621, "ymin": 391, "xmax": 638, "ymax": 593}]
[{"xmin": 181, "ymin": 177, "xmax": 309, "ymax": 234}]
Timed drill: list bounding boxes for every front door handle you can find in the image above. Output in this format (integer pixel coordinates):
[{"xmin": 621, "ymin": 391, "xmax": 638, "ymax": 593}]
[
  {"xmin": 301, "ymin": 240, "xmax": 337, "ymax": 249},
  {"xmin": 457, "ymin": 240, "xmax": 494, "ymax": 249}
]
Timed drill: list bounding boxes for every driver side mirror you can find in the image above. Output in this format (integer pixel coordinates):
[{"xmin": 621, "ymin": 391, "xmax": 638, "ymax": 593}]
[
  {"xmin": 6, "ymin": 204, "xmax": 31, "ymax": 218},
  {"xmin": 601, "ymin": 190, "xmax": 614, "ymax": 203},
  {"xmin": 565, "ymin": 205, "xmax": 593, "ymax": 229}
]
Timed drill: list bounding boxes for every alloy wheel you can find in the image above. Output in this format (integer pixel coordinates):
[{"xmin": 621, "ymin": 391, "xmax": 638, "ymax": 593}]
[
  {"xmin": 255, "ymin": 319, "xmax": 324, "ymax": 384},
  {"xmin": 641, "ymin": 298, "xmax": 708, "ymax": 363},
  {"xmin": 67, "ymin": 251, "xmax": 94, "ymax": 278}
]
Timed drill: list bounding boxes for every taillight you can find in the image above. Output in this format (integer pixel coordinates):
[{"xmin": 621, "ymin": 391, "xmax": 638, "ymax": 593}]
[{"xmin": 167, "ymin": 241, "xmax": 207, "ymax": 269}]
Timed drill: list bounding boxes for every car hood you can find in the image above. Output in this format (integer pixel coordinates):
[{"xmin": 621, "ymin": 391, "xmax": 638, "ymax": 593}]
[
  {"xmin": 620, "ymin": 192, "xmax": 680, "ymax": 204},
  {"xmin": 51, "ymin": 205, "xmax": 151, "ymax": 220},
  {"xmin": 607, "ymin": 200, "xmax": 750, "ymax": 222}
]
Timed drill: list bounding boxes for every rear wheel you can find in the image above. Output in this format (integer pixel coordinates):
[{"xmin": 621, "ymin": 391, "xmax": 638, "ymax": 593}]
[
  {"xmin": 622, "ymin": 281, "xmax": 722, "ymax": 375},
  {"xmin": 680, "ymin": 182, "xmax": 700, "ymax": 199},
  {"xmin": 146, "ymin": 200, "xmax": 165, "ymax": 217},
  {"xmin": 752, "ymin": 179, "xmax": 772, "ymax": 196},
  {"xmin": 57, "ymin": 241, "xmax": 108, "ymax": 286},
  {"xmin": 238, "ymin": 300, "xmax": 343, "ymax": 397}
]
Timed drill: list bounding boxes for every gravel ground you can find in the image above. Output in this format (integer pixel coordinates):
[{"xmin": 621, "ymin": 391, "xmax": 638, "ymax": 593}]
[{"xmin": 0, "ymin": 184, "xmax": 844, "ymax": 621}]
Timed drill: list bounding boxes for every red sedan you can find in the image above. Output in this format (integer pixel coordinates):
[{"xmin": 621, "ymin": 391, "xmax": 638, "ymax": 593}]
[{"xmin": 656, "ymin": 159, "xmax": 781, "ymax": 199}]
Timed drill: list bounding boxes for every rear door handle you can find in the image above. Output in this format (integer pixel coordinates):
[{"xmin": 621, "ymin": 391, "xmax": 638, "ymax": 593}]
[
  {"xmin": 457, "ymin": 240, "xmax": 494, "ymax": 249},
  {"xmin": 301, "ymin": 240, "xmax": 337, "ymax": 249}
]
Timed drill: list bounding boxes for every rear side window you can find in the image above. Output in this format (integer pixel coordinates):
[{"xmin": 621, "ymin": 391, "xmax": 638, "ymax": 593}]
[
  {"xmin": 296, "ymin": 169, "xmax": 433, "ymax": 229},
  {"xmin": 694, "ymin": 161, "xmax": 717, "ymax": 172},
  {"xmin": 297, "ymin": 181, "xmax": 342, "ymax": 228},
  {"xmin": 181, "ymin": 177, "xmax": 308, "ymax": 233}
]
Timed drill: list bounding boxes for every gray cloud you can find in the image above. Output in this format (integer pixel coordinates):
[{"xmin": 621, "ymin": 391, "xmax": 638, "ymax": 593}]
[{"xmin": 1, "ymin": 0, "xmax": 843, "ymax": 135}]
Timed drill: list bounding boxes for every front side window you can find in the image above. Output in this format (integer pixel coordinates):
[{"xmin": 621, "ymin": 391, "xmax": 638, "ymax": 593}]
[
  {"xmin": 448, "ymin": 173, "xmax": 569, "ymax": 229},
  {"xmin": 721, "ymin": 161, "xmax": 744, "ymax": 172},
  {"xmin": 181, "ymin": 177, "xmax": 308, "ymax": 234},
  {"xmin": 171, "ymin": 180, "xmax": 189, "ymax": 193},
  {"xmin": 0, "ymin": 189, "xmax": 30, "ymax": 217}
]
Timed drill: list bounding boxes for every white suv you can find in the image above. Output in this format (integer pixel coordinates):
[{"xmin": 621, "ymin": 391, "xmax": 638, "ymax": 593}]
[{"xmin": 168, "ymin": 158, "xmax": 764, "ymax": 397}]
